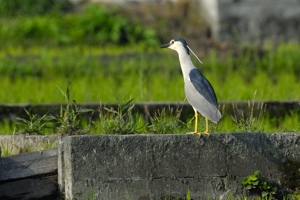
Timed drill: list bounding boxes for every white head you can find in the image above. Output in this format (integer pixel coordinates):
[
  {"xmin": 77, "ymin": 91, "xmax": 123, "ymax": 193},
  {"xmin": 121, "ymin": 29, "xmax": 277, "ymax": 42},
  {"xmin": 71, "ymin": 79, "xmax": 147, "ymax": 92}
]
[
  {"xmin": 161, "ymin": 38, "xmax": 202, "ymax": 64},
  {"xmin": 161, "ymin": 38, "xmax": 189, "ymax": 55}
]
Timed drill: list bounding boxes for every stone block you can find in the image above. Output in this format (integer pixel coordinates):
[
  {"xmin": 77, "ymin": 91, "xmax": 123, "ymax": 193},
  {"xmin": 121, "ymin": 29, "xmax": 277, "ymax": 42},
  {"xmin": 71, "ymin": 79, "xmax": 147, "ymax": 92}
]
[{"xmin": 60, "ymin": 133, "xmax": 300, "ymax": 199}]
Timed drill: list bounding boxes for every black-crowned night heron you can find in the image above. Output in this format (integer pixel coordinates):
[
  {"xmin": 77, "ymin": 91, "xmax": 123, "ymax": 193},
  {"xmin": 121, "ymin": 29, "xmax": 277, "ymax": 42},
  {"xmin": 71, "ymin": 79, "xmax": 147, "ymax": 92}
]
[{"xmin": 161, "ymin": 38, "xmax": 222, "ymax": 136}]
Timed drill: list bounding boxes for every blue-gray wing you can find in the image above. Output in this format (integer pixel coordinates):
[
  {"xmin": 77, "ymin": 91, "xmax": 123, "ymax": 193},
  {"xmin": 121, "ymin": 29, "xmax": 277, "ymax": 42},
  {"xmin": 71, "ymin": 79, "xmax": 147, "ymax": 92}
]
[{"xmin": 185, "ymin": 68, "xmax": 221, "ymax": 123}]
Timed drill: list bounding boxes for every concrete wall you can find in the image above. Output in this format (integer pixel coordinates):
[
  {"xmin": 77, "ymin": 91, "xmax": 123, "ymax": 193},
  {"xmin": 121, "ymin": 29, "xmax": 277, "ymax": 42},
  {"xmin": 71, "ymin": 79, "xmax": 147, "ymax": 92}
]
[
  {"xmin": 59, "ymin": 133, "xmax": 300, "ymax": 199},
  {"xmin": 0, "ymin": 148, "xmax": 58, "ymax": 199},
  {"xmin": 0, "ymin": 135, "xmax": 57, "ymax": 156}
]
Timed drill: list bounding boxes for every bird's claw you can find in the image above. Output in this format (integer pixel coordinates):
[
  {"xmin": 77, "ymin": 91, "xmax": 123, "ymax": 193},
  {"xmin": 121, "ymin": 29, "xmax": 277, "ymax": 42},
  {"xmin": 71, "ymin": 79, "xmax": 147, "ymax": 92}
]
[
  {"xmin": 187, "ymin": 131, "xmax": 199, "ymax": 136},
  {"xmin": 203, "ymin": 131, "xmax": 210, "ymax": 136}
]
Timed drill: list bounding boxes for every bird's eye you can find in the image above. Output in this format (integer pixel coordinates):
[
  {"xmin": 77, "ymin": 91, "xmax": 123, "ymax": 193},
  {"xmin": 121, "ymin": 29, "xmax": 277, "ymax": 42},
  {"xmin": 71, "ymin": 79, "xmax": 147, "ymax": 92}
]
[{"xmin": 171, "ymin": 40, "xmax": 174, "ymax": 44}]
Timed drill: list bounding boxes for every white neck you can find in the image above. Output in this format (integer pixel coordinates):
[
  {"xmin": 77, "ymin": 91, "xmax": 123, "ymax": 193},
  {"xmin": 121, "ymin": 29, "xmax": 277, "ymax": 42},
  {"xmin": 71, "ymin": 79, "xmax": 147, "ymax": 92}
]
[{"xmin": 176, "ymin": 49, "xmax": 196, "ymax": 80}]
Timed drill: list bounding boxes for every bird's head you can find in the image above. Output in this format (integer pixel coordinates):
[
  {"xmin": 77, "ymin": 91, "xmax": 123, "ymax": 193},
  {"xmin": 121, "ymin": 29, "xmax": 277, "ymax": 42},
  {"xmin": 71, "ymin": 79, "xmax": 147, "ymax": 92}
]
[
  {"xmin": 160, "ymin": 38, "xmax": 190, "ymax": 55},
  {"xmin": 161, "ymin": 38, "xmax": 203, "ymax": 64}
]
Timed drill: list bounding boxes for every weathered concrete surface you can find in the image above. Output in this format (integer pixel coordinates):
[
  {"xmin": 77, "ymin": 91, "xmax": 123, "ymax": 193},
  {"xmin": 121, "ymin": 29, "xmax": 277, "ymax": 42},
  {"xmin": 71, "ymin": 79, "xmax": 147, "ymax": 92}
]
[
  {"xmin": 0, "ymin": 148, "xmax": 57, "ymax": 181},
  {"xmin": 200, "ymin": 0, "xmax": 300, "ymax": 43},
  {"xmin": 60, "ymin": 133, "xmax": 300, "ymax": 199},
  {"xmin": 0, "ymin": 149, "xmax": 59, "ymax": 199}
]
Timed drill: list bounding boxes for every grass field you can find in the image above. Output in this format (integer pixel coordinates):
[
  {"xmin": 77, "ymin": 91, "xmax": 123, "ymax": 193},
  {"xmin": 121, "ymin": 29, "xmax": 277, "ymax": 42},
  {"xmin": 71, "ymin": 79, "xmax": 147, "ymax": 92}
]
[
  {"xmin": 0, "ymin": 2, "xmax": 299, "ymax": 135},
  {"xmin": 1, "ymin": 43, "xmax": 300, "ymax": 103},
  {"xmin": 1, "ymin": 43, "xmax": 300, "ymax": 135}
]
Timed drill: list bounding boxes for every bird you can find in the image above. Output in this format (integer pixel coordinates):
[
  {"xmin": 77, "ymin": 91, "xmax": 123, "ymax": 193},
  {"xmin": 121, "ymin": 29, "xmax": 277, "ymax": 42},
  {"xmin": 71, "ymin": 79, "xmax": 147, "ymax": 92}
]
[{"xmin": 161, "ymin": 38, "xmax": 222, "ymax": 136}]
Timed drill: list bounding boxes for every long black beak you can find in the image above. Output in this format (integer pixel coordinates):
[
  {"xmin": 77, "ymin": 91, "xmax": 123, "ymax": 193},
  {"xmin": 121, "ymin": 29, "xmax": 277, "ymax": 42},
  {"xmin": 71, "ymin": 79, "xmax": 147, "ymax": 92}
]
[{"xmin": 160, "ymin": 43, "xmax": 170, "ymax": 48}]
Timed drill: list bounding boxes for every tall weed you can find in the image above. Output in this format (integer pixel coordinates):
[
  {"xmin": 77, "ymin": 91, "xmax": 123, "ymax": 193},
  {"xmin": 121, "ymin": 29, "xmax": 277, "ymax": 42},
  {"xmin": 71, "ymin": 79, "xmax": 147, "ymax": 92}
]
[
  {"xmin": 232, "ymin": 91, "xmax": 267, "ymax": 132},
  {"xmin": 49, "ymin": 85, "xmax": 94, "ymax": 135},
  {"xmin": 98, "ymin": 98, "xmax": 145, "ymax": 134},
  {"xmin": 14, "ymin": 109, "xmax": 51, "ymax": 135},
  {"xmin": 147, "ymin": 106, "xmax": 186, "ymax": 134}
]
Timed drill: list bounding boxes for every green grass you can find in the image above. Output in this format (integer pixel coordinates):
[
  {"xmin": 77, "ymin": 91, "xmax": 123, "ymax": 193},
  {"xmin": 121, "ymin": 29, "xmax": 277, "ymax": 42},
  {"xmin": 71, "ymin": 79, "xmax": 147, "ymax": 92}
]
[
  {"xmin": 0, "ymin": 4, "xmax": 159, "ymax": 47},
  {"xmin": 1, "ymin": 43, "xmax": 300, "ymax": 103},
  {"xmin": 1, "ymin": 102, "xmax": 298, "ymax": 136},
  {"xmin": 0, "ymin": 42, "xmax": 300, "ymax": 134},
  {"xmin": 0, "ymin": 1, "xmax": 299, "ymax": 135},
  {"xmin": 2, "ymin": 109, "xmax": 298, "ymax": 135}
]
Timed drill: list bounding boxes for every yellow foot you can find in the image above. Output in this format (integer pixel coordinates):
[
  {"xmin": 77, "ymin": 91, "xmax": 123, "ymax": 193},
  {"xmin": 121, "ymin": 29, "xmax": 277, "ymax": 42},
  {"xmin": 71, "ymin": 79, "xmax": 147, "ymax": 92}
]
[
  {"xmin": 187, "ymin": 131, "xmax": 200, "ymax": 136},
  {"xmin": 186, "ymin": 132, "xmax": 210, "ymax": 136},
  {"xmin": 203, "ymin": 131, "xmax": 210, "ymax": 136}
]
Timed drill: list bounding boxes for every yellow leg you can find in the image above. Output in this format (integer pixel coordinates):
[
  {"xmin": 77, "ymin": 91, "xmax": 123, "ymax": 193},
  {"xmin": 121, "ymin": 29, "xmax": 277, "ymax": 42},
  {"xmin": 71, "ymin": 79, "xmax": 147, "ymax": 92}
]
[
  {"xmin": 194, "ymin": 111, "xmax": 198, "ymax": 133},
  {"xmin": 187, "ymin": 110, "xmax": 199, "ymax": 135},
  {"xmin": 203, "ymin": 118, "xmax": 210, "ymax": 136},
  {"xmin": 187, "ymin": 109, "xmax": 210, "ymax": 136}
]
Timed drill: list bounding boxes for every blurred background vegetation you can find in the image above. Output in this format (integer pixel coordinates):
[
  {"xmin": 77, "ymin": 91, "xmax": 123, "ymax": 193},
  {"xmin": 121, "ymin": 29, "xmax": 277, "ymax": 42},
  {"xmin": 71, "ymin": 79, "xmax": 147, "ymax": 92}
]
[
  {"xmin": 0, "ymin": 0, "xmax": 299, "ymax": 102},
  {"xmin": 0, "ymin": 0, "xmax": 159, "ymax": 46},
  {"xmin": 0, "ymin": 0, "xmax": 299, "ymax": 133},
  {"xmin": 0, "ymin": 0, "xmax": 209, "ymax": 47}
]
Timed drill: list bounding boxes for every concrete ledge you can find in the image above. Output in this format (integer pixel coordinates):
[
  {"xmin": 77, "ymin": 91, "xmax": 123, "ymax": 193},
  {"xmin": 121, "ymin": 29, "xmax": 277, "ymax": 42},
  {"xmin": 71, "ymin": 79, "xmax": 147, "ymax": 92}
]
[
  {"xmin": 60, "ymin": 133, "xmax": 300, "ymax": 199},
  {"xmin": 0, "ymin": 135, "xmax": 57, "ymax": 156},
  {"xmin": 0, "ymin": 149, "xmax": 58, "ymax": 199}
]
